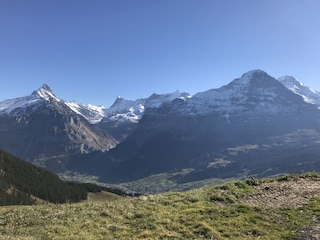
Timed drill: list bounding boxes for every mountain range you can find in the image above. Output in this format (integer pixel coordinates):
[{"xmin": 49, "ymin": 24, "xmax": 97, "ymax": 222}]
[{"xmin": 1, "ymin": 69, "xmax": 320, "ymax": 192}]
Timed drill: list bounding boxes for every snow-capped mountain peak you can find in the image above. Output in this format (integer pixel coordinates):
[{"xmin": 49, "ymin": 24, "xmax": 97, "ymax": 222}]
[
  {"xmin": 237, "ymin": 69, "xmax": 266, "ymax": 84},
  {"xmin": 279, "ymin": 75, "xmax": 302, "ymax": 87},
  {"xmin": 145, "ymin": 91, "xmax": 190, "ymax": 108},
  {"xmin": 32, "ymin": 84, "xmax": 60, "ymax": 102},
  {"xmin": 193, "ymin": 69, "xmax": 272, "ymax": 103},
  {"xmin": 109, "ymin": 96, "xmax": 136, "ymax": 109},
  {"xmin": 174, "ymin": 69, "xmax": 294, "ymax": 118},
  {"xmin": 0, "ymin": 85, "xmax": 56, "ymax": 115},
  {"xmin": 104, "ymin": 91, "xmax": 191, "ymax": 123},
  {"xmin": 0, "ymin": 84, "xmax": 106, "ymax": 124},
  {"xmin": 32, "ymin": 84, "xmax": 106, "ymax": 123},
  {"xmin": 279, "ymin": 76, "xmax": 320, "ymax": 105}
]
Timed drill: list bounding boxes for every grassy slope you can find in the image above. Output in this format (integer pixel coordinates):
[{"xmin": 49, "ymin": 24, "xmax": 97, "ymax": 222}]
[{"xmin": 1, "ymin": 174, "xmax": 320, "ymax": 239}]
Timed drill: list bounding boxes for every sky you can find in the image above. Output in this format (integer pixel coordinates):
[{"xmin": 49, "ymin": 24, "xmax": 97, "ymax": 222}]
[{"xmin": 1, "ymin": 0, "xmax": 320, "ymax": 107}]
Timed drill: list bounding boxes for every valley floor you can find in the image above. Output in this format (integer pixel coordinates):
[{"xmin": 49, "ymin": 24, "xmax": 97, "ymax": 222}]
[{"xmin": 1, "ymin": 174, "xmax": 320, "ymax": 240}]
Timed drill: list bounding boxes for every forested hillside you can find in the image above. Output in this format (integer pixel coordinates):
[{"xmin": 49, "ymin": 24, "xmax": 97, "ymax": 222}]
[{"xmin": 0, "ymin": 150, "xmax": 89, "ymax": 205}]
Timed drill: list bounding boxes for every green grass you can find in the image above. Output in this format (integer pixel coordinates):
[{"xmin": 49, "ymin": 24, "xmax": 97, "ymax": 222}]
[
  {"xmin": 87, "ymin": 191, "xmax": 122, "ymax": 201},
  {"xmin": 0, "ymin": 175, "xmax": 320, "ymax": 239},
  {"xmin": 118, "ymin": 168, "xmax": 228, "ymax": 194}
]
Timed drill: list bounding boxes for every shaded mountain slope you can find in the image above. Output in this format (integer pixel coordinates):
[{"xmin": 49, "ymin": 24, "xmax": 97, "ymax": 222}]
[
  {"xmin": 67, "ymin": 70, "xmax": 320, "ymax": 188},
  {"xmin": 2, "ymin": 70, "xmax": 320, "ymax": 193}
]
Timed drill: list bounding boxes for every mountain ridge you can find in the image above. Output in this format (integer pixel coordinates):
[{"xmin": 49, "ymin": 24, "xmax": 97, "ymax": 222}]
[
  {"xmin": 1, "ymin": 69, "xmax": 320, "ymax": 192},
  {"xmin": 89, "ymin": 70, "xmax": 320, "ymax": 188},
  {"xmin": 1, "ymin": 69, "xmax": 319, "ymax": 122}
]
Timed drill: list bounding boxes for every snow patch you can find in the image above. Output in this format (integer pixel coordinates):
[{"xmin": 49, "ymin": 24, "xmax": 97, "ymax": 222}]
[
  {"xmin": 0, "ymin": 95, "xmax": 41, "ymax": 114},
  {"xmin": 35, "ymin": 84, "xmax": 60, "ymax": 102},
  {"xmin": 64, "ymin": 101, "xmax": 105, "ymax": 124}
]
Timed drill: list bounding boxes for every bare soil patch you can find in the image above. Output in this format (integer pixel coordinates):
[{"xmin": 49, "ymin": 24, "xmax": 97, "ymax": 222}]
[
  {"xmin": 244, "ymin": 177, "xmax": 320, "ymax": 208},
  {"xmin": 244, "ymin": 177, "xmax": 320, "ymax": 240}
]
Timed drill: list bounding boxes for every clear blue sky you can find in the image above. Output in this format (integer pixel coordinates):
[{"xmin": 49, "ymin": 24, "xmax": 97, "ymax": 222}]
[{"xmin": 1, "ymin": 0, "xmax": 320, "ymax": 106}]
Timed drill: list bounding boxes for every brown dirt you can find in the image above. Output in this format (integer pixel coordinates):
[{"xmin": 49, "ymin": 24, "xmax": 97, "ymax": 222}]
[
  {"xmin": 244, "ymin": 177, "xmax": 320, "ymax": 208},
  {"xmin": 244, "ymin": 177, "xmax": 320, "ymax": 239}
]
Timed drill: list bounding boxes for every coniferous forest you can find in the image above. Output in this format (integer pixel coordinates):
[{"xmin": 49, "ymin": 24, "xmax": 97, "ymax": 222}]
[{"xmin": 0, "ymin": 149, "xmax": 101, "ymax": 205}]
